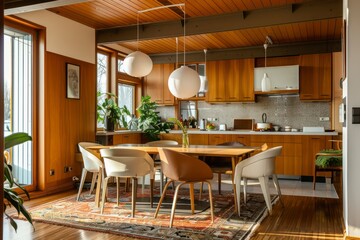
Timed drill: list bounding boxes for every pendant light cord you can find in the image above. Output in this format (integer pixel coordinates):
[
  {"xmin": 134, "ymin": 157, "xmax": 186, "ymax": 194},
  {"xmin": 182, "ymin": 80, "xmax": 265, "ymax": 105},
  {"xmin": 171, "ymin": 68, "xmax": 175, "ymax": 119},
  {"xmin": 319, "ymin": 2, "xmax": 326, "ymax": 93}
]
[
  {"xmin": 183, "ymin": 4, "xmax": 186, "ymax": 66},
  {"xmin": 264, "ymin": 43, "xmax": 267, "ymax": 70},
  {"xmin": 137, "ymin": 13, "xmax": 139, "ymax": 51}
]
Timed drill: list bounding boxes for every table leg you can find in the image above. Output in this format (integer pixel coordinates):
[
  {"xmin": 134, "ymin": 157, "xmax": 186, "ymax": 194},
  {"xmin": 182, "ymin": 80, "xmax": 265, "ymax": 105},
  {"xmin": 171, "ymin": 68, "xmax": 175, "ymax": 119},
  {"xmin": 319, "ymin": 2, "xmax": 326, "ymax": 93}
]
[
  {"xmin": 231, "ymin": 157, "xmax": 238, "ymax": 214},
  {"xmin": 95, "ymin": 169, "xmax": 102, "ymax": 208},
  {"xmin": 190, "ymin": 183, "xmax": 195, "ymax": 214}
]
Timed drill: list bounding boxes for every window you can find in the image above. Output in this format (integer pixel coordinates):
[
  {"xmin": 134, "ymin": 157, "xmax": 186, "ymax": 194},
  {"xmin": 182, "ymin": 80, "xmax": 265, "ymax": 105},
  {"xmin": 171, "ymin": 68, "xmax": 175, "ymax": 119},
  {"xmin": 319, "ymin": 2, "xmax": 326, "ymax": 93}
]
[
  {"xmin": 97, "ymin": 51, "xmax": 109, "ymax": 128},
  {"xmin": 4, "ymin": 25, "xmax": 35, "ymax": 187},
  {"xmin": 117, "ymin": 58, "xmax": 126, "ymax": 73},
  {"xmin": 118, "ymin": 83, "xmax": 135, "ymax": 116}
]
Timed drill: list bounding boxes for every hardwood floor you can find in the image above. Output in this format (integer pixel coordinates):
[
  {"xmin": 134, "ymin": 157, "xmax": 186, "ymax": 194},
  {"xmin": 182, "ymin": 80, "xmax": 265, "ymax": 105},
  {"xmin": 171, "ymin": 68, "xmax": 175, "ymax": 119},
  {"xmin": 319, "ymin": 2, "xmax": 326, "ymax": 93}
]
[{"xmin": 4, "ymin": 178, "xmax": 346, "ymax": 240}]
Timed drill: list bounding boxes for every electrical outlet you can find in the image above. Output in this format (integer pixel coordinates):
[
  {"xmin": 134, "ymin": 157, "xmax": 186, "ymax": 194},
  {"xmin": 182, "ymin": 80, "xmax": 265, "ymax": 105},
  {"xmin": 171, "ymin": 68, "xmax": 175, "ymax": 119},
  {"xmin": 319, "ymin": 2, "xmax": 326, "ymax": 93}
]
[
  {"xmin": 64, "ymin": 166, "xmax": 69, "ymax": 173},
  {"xmin": 68, "ymin": 166, "xmax": 72, "ymax": 172},
  {"xmin": 50, "ymin": 169, "xmax": 55, "ymax": 176},
  {"xmin": 319, "ymin": 117, "xmax": 330, "ymax": 122}
]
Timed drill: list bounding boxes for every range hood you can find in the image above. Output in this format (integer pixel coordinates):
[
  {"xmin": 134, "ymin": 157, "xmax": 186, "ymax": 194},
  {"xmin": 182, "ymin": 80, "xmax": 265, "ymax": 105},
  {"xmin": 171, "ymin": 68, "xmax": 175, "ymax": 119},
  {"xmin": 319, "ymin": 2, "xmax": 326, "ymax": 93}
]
[{"xmin": 254, "ymin": 65, "xmax": 299, "ymax": 94}]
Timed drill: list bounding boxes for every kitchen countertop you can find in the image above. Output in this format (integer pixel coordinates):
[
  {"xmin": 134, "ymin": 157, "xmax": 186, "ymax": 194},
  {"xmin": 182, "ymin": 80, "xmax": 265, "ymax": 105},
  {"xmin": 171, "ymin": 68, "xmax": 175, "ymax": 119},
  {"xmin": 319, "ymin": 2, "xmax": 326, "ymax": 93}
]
[
  {"xmin": 97, "ymin": 129, "xmax": 338, "ymax": 136},
  {"xmin": 168, "ymin": 130, "xmax": 338, "ymax": 136}
]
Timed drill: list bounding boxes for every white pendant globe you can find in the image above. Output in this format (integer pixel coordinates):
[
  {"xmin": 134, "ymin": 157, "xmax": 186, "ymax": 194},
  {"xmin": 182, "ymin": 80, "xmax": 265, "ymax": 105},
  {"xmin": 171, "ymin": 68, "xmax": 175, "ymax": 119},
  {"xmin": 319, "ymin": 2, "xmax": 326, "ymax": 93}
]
[
  {"xmin": 168, "ymin": 66, "xmax": 201, "ymax": 99},
  {"xmin": 123, "ymin": 51, "xmax": 153, "ymax": 77},
  {"xmin": 261, "ymin": 73, "xmax": 271, "ymax": 92}
]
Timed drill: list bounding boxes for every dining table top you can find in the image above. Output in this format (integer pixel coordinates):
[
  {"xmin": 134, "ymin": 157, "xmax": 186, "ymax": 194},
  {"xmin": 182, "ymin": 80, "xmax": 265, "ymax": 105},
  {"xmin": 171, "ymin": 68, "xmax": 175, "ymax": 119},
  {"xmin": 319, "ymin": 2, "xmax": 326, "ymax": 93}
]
[{"xmin": 87, "ymin": 144, "xmax": 258, "ymax": 157}]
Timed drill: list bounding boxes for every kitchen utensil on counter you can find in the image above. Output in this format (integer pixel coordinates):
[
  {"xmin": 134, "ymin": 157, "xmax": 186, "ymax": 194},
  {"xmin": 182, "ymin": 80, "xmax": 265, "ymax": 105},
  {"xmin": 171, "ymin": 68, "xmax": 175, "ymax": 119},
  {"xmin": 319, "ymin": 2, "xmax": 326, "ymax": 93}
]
[
  {"xmin": 256, "ymin": 113, "xmax": 271, "ymax": 130},
  {"xmin": 273, "ymin": 125, "xmax": 280, "ymax": 131},
  {"xmin": 219, "ymin": 124, "xmax": 227, "ymax": 131},
  {"xmin": 284, "ymin": 126, "xmax": 291, "ymax": 132},
  {"xmin": 199, "ymin": 118, "xmax": 207, "ymax": 131},
  {"xmin": 233, "ymin": 119, "xmax": 254, "ymax": 130}
]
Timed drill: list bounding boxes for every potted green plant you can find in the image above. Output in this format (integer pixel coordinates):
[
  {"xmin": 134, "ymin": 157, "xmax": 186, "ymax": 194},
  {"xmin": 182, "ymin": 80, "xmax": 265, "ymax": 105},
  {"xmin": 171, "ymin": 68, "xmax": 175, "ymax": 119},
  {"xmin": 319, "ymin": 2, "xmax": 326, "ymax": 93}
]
[
  {"xmin": 4, "ymin": 132, "xmax": 33, "ymax": 231},
  {"xmin": 97, "ymin": 92, "xmax": 131, "ymax": 131},
  {"xmin": 136, "ymin": 96, "xmax": 172, "ymax": 141}
]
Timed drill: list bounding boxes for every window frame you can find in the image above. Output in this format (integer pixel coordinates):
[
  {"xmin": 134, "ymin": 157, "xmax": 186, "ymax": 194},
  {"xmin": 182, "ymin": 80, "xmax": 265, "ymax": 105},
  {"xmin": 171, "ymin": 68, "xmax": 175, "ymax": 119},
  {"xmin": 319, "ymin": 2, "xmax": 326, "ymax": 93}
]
[{"xmin": 4, "ymin": 17, "xmax": 39, "ymax": 192}]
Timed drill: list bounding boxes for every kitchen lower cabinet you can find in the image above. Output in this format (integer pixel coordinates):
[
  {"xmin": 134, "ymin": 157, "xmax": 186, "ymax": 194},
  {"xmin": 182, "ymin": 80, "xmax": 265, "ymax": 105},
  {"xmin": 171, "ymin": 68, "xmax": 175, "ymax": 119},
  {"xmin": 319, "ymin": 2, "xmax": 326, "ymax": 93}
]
[
  {"xmin": 96, "ymin": 132, "xmax": 141, "ymax": 146},
  {"xmin": 208, "ymin": 134, "xmax": 231, "ymax": 145},
  {"xmin": 160, "ymin": 133, "xmax": 208, "ymax": 145}
]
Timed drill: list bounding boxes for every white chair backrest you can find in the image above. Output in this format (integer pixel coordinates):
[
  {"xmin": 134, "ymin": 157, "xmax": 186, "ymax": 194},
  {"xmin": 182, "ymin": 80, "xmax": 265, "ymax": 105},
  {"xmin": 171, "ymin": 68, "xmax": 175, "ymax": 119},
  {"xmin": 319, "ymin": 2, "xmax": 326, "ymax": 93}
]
[
  {"xmin": 234, "ymin": 146, "xmax": 283, "ymax": 180},
  {"xmin": 100, "ymin": 148, "xmax": 154, "ymax": 178},
  {"xmin": 145, "ymin": 140, "xmax": 179, "ymax": 146},
  {"xmin": 78, "ymin": 142, "xmax": 104, "ymax": 172}
]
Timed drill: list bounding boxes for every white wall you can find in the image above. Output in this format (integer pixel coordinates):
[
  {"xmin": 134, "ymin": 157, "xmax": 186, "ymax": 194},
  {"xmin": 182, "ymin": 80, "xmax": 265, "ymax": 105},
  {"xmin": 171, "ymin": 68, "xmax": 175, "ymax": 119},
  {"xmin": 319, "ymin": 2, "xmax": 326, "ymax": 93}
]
[
  {"xmin": 345, "ymin": 0, "xmax": 360, "ymax": 237},
  {"xmin": 16, "ymin": 10, "xmax": 95, "ymax": 64}
]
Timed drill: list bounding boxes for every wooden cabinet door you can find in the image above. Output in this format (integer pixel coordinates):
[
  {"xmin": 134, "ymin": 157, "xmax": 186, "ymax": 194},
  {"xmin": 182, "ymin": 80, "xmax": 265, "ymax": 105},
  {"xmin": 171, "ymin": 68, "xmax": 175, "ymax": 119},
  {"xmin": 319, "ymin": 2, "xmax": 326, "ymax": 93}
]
[
  {"xmin": 208, "ymin": 134, "xmax": 230, "ymax": 145},
  {"xmin": 300, "ymin": 53, "xmax": 332, "ymax": 101},
  {"xmin": 238, "ymin": 59, "xmax": 255, "ymax": 102},
  {"xmin": 189, "ymin": 134, "xmax": 208, "ymax": 145},
  {"xmin": 225, "ymin": 60, "xmax": 240, "ymax": 101},
  {"xmin": 230, "ymin": 134, "xmax": 250, "ymax": 146},
  {"xmin": 206, "ymin": 61, "xmax": 226, "ymax": 102},
  {"xmin": 145, "ymin": 64, "xmax": 163, "ymax": 104},
  {"xmin": 318, "ymin": 53, "xmax": 332, "ymax": 100},
  {"xmin": 162, "ymin": 63, "xmax": 175, "ymax": 105}
]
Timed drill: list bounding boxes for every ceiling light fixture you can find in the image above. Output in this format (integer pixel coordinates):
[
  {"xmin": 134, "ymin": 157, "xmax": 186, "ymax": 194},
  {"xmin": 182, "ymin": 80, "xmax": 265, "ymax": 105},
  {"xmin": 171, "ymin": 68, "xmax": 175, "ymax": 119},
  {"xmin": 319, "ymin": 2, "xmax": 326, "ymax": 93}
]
[
  {"xmin": 198, "ymin": 49, "xmax": 208, "ymax": 93},
  {"xmin": 168, "ymin": 4, "xmax": 201, "ymax": 99},
  {"xmin": 261, "ymin": 36, "xmax": 273, "ymax": 92},
  {"xmin": 123, "ymin": 11, "xmax": 153, "ymax": 78}
]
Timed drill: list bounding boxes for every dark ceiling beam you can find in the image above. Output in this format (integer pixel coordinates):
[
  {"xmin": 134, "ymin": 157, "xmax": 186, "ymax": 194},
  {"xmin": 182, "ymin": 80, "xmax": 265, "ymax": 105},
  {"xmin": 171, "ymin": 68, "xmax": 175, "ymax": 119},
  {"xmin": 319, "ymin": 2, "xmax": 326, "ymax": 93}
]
[
  {"xmin": 149, "ymin": 40, "xmax": 341, "ymax": 64},
  {"xmin": 96, "ymin": 0, "xmax": 342, "ymax": 44}
]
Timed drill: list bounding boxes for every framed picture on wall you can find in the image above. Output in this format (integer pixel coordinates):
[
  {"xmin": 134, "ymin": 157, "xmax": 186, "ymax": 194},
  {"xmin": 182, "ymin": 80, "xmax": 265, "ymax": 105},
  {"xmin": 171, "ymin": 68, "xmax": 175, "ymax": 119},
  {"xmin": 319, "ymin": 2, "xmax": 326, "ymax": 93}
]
[{"xmin": 66, "ymin": 63, "xmax": 80, "ymax": 99}]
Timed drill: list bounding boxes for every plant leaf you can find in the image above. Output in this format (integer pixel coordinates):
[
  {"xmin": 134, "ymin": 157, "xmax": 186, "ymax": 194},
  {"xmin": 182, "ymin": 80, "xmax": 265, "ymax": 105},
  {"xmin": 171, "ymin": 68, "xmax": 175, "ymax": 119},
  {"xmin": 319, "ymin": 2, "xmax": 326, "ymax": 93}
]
[{"xmin": 5, "ymin": 132, "xmax": 32, "ymax": 150}]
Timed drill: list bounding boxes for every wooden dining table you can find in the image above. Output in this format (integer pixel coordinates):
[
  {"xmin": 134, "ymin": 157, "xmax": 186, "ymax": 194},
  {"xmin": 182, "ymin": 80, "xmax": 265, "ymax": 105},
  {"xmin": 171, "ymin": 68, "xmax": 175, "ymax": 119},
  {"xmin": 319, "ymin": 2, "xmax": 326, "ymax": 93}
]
[{"xmin": 87, "ymin": 144, "xmax": 257, "ymax": 215}]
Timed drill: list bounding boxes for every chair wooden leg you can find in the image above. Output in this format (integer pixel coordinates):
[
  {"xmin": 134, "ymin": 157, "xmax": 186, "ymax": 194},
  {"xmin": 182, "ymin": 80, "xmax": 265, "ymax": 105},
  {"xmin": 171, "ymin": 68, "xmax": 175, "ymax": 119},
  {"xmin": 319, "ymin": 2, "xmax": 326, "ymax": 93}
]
[
  {"xmin": 90, "ymin": 172, "xmax": 98, "ymax": 194},
  {"xmin": 160, "ymin": 170, "xmax": 164, "ymax": 194},
  {"xmin": 76, "ymin": 168, "xmax": 87, "ymax": 201},
  {"xmin": 131, "ymin": 177, "xmax": 138, "ymax": 218},
  {"xmin": 259, "ymin": 176, "xmax": 272, "ymax": 214},
  {"xmin": 189, "ymin": 183, "xmax": 195, "ymax": 214},
  {"xmin": 100, "ymin": 177, "xmax": 110, "ymax": 214},
  {"xmin": 218, "ymin": 173, "xmax": 222, "ymax": 195},
  {"xmin": 154, "ymin": 180, "xmax": 174, "ymax": 219},
  {"xmin": 125, "ymin": 178, "xmax": 130, "ymax": 192},
  {"xmin": 205, "ymin": 181, "xmax": 214, "ymax": 223},
  {"xmin": 116, "ymin": 177, "xmax": 120, "ymax": 206},
  {"xmin": 170, "ymin": 182, "xmax": 185, "ymax": 228},
  {"xmin": 313, "ymin": 169, "xmax": 317, "ymax": 190},
  {"xmin": 150, "ymin": 178, "xmax": 154, "ymax": 208}
]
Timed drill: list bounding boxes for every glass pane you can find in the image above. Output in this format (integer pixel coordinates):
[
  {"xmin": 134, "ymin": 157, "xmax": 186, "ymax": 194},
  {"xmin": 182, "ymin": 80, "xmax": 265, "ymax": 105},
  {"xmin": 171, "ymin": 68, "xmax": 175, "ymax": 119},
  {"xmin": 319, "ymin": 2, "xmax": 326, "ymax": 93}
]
[
  {"xmin": 97, "ymin": 52, "xmax": 108, "ymax": 128},
  {"xmin": 4, "ymin": 28, "xmax": 33, "ymax": 186},
  {"xmin": 118, "ymin": 58, "xmax": 126, "ymax": 73},
  {"xmin": 118, "ymin": 83, "xmax": 135, "ymax": 117}
]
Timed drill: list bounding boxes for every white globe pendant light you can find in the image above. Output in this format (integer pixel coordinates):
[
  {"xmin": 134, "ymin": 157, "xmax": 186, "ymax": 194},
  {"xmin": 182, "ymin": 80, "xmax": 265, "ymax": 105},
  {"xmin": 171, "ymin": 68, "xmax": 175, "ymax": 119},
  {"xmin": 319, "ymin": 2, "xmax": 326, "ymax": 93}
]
[
  {"xmin": 123, "ymin": 12, "xmax": 153, "ymax": 78},
  {"xmin": 261, "ymin": 36, "xmax": 273, "ymax": 92},
  {"xmin": 168, "ymin": 66, "xmax": 201, "ymax": 99},
  {"xmin": 261, "ymin": 73, "xmax": 271, "ymax": 92},
  {"xmin": 123, "ymin": 51, "xmax": 153, "ymax": 77},
  {"xmin": 167, "ymin": 3, "xmax": 201, "ymax": 99}
]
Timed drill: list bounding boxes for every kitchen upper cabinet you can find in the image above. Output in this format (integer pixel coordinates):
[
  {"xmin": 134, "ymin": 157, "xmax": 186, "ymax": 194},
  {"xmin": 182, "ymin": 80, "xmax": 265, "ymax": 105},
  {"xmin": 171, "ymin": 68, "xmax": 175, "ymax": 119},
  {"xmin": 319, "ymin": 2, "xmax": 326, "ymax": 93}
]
[
  {"xmin": 300, "ymin": 53, "xmax": 332, "ymax": 101},
  {"xmin": 206, "ymin": 59, "xmax": 254, "ymax": 102},
  {"xmin": 144, "ymin": 63, "xmax": 175, "ymax": 105}
]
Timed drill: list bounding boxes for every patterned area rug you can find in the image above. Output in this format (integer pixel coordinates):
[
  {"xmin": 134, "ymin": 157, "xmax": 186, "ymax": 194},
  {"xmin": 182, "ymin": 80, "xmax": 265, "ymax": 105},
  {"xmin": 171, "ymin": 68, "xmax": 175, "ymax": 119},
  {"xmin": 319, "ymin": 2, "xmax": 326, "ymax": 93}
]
[{"xmin": 26, "ymin": 186, "xmax": 278, "ymax": 240}]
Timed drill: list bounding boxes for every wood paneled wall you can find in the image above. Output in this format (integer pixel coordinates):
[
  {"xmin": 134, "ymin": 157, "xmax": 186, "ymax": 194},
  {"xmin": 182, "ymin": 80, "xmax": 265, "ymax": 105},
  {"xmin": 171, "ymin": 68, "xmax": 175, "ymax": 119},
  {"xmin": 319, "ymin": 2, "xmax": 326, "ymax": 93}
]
[{"xmin": 41, "ymin": 52, "xmax": 96, "ymax": 191}]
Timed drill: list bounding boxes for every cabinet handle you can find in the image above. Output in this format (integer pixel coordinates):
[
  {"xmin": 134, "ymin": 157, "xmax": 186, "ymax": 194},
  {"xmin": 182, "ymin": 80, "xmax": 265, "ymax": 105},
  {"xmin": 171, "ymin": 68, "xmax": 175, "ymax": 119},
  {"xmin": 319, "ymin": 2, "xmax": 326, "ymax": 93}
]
[{"xmin": 243, "ymin": 97, "xmax": 251, "ymax": 99}]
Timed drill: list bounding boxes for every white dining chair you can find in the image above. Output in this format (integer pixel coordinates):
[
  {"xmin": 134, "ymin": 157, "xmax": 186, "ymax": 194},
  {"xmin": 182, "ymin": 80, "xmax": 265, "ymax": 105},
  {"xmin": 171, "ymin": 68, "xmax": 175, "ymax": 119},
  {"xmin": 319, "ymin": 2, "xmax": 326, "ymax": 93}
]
[
  {"xmin": 77, "ymin": 142, "xmax": 105, "ymax": 203},
  {"xmin": 99, "ymin": 148, "xmax": 155, "ymax": 217},
  {"xmin": 234, "ymin": 146, "xmax": 283, "ymax": 216}
]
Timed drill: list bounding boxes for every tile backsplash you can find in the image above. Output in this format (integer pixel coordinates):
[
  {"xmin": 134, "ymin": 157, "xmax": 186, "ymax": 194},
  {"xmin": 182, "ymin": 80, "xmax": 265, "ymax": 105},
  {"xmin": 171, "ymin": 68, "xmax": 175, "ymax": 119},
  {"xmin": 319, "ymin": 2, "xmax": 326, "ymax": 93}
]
[{"xmin": 157, "ymin": 95, "xmax": 331, "ymax": 130}]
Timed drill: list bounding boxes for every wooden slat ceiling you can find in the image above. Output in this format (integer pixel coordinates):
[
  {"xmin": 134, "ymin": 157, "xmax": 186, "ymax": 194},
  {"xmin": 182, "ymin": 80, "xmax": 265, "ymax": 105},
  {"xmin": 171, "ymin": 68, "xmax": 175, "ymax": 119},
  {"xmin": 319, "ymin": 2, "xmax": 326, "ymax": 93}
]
[{"xmin": 44, "ymin": 0, "xmax": 342, "ymax": 55}]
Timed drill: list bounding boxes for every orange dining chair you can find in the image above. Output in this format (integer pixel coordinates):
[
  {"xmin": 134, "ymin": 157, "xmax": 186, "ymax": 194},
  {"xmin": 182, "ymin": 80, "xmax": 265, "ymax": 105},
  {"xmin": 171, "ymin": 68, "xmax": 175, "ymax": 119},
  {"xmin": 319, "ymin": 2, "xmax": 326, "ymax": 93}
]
[{"xmin": 154, "ymin": 148, "xmax": 214, "ymax": 228}]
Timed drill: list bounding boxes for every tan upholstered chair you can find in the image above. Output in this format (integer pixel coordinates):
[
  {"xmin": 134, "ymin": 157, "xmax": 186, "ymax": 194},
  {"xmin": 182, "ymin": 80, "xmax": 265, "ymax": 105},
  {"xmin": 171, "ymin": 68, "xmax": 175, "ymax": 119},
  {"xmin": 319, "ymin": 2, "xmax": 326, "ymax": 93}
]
[
  {"xmin": 154, "ymin": 148, "xmax": 214, "ymax": 228},
  {"xmin": 234, "ymin": 146, "xmax": 283, "ymax": 216},
  {"xmin": 100, "ymin": 148, "xmax": 155, "ymax": 217},
  {"xmin": 77, "ymin": 142, "xmax": 105, "ymax": 203}
]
